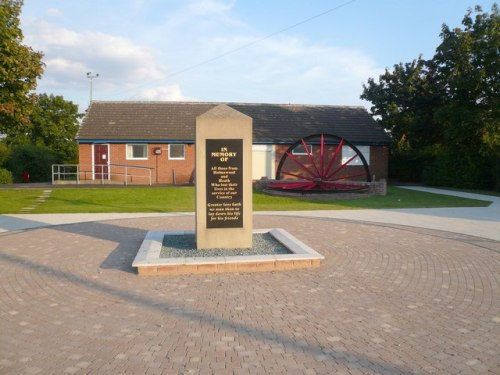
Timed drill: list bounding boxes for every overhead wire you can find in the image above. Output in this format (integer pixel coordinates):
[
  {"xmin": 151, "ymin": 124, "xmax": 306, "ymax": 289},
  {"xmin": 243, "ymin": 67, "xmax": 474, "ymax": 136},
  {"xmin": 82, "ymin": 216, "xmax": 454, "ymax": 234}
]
[{"xmin": 114, "ymin": 0, "xmax": 357, "ymax": 100}]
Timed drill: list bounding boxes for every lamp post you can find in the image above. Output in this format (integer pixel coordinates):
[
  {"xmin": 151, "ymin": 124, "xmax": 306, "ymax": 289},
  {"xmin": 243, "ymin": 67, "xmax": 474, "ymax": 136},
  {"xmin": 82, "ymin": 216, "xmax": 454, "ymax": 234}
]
[{"xmin": 86, "ymin": 72, "xmax": 99, "ymax": 104}]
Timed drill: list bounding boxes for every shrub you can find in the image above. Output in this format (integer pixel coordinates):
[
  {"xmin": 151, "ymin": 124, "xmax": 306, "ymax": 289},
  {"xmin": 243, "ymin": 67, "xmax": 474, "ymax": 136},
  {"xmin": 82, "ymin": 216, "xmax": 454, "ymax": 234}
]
[
  {"xmin": 422, "ymin": 152, "xmax": 493, "ymax": 189},
  {"xmin": 389, "ymin": 152, "xmax": 427, "ymax": 182},
  {"xmin": 6, "ymin": 144, "xmax": 56, "ymax": 182},
  {"xmin": 389, "ymin": 146, "xmax": 438, "ymax": 182},
  {"xmin": 0, "ymin": 168, "xmax": 13, "ymax": 184}
]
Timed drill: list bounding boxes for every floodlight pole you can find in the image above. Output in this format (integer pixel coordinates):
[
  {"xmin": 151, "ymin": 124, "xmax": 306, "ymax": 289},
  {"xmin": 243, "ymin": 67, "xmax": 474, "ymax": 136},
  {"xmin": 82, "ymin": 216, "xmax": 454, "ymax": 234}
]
[{"xmin": 86, "ymin": 72, "xmax": 99, "ymax": 104}]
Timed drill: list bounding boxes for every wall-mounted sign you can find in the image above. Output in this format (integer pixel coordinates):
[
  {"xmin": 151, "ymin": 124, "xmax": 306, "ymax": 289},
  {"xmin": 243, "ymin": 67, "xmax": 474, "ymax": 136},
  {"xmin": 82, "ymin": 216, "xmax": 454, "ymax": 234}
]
[{"xmin": 205, "ymin": 139, "xmax": 243, "ymax": 228}]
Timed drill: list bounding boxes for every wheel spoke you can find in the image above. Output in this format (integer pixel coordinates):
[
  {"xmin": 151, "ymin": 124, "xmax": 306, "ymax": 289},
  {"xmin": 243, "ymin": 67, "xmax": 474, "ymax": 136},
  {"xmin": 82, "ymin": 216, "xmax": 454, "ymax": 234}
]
[
  {"xmin": 320, "ymin": 134, "xmax": 325, "ymax": 177},
  {"xmin": 301, "ymin": 138, "xmax": 322, "ymax": 177},
  {"xmin": 326, "ymin": 153, "xmax": 358, "ymax": 180},
  {"xmin": 284, "ymin": 151, "xmax": 318, "ymax": 179},
  {"xmin": 323, "ymin": 138, "xmax": 344, "ymax": 179},
  {"xmin": 280, "ymin": 170, "xmax": 316, "ymax": 181}
]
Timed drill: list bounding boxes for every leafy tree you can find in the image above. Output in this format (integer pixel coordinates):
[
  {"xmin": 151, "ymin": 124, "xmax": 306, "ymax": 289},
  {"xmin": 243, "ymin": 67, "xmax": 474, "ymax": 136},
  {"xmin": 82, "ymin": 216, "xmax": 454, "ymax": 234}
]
[
  {"xmin": 0, "ymin": 141, "xmax": 10, "ymax": 166},
  {"xmin": 361, "ymin": 4, "xmax": 500, "ymax": 189},
  {"xmin": 30, "ymin": 94, "xmax": 80, "ymax": 163},
  {"xmin": 431, "ymin": 4, "xmax": 500, "ymax": 188},
  {"xmin": 361, "ymin": 58, "xmax": 443, "ymax": 181},
  {"xmin": 0, "ymin": 0, "xmax": 44, "ymax": 143},
  {"xmin": 361, "ymin": 57, "xmax": 441, "ymax": 150}
]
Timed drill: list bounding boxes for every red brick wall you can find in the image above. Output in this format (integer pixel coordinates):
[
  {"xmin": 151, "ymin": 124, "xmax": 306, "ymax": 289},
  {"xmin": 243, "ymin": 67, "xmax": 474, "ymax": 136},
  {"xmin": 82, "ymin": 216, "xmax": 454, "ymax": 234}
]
[
  {"xmin": 78, "ymin": 144, "xmax": 92, "ymax": 167},
  {"xmin": 370, "ymin": 146, "xmax": 389, "ymax": 180},
  {"xmin": 78, "ymin": 144, "xmax": 94, "ymax": 181},
  {"xmin": 78, "ymin": 143, "xmax": 195, "ymax": 184},
  {"xmin": 78, "ymin": 143, "xmax": 388, "ymax": 184}
]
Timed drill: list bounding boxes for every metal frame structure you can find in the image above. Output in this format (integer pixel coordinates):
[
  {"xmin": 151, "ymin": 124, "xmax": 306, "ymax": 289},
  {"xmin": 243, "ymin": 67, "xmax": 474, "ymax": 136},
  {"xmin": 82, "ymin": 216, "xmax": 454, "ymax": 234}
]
[
  {"xmin": 268, "ymin": 133, "xmax": 371, "ymax": 192},
  {"xmin": 52, "ymin": 164, "xmax": 154, "ymax": 185}
]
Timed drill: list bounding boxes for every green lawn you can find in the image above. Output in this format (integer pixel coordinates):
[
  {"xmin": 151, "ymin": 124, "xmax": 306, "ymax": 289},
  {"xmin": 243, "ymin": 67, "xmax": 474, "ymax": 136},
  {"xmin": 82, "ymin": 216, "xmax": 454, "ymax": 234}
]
[
  {"xmin": 253, "ymin": 187, "xmax": 492, "ymax": 210},
  {"xmin": 0, "ymin": 186, "xmax": 492, "ymax": 214},
  {"xmin": 0, "ymin": 189, "xmax": 45, "ymax": 213},
  {"xmin": 35, "ymin": 187, "xmax": 196, "ymax": 213}
]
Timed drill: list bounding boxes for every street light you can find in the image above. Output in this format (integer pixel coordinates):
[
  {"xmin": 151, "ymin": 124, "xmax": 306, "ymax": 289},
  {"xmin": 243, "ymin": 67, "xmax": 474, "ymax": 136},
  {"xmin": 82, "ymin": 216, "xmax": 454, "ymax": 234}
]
[{"xmin": 86, "ymin": 72, "xmax": 99, "ymax": 104}]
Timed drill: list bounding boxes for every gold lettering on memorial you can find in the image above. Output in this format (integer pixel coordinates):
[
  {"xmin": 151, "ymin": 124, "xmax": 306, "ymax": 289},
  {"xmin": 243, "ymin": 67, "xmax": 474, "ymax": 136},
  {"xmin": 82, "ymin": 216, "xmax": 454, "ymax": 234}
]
[
  {"xmin": 210, "ymin": 147, "xmax": 238, "ymax": 162},
  {"xmin": 206, "ymin": 142, "xmax": 243, "ymax": 227}
]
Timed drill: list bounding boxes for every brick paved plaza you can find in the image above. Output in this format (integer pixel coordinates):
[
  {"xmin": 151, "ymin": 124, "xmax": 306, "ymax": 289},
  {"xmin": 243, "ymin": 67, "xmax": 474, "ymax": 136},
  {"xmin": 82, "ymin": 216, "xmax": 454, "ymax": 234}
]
[{"xmin": 1, "ymin": 214, "xmax": 499, "ymax": 374}]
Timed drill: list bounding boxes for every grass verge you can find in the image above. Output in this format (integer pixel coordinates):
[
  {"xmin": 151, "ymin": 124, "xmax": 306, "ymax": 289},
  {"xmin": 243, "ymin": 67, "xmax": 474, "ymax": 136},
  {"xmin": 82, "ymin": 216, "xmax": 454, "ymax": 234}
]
[
  {"xmin": 253, "ymin": 187, "xmax": 491, "ymax": 210},
  {"xmin": 0, "ymin": 186, "xmax": 492, "ymax": 214}
]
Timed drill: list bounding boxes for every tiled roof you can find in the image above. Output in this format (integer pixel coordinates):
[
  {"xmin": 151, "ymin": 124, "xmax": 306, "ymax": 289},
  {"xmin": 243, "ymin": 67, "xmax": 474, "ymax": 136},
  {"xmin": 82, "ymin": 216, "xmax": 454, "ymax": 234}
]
[{"xmin": 77, "ymin": 101, "xmax": 391, "ymax": 145}]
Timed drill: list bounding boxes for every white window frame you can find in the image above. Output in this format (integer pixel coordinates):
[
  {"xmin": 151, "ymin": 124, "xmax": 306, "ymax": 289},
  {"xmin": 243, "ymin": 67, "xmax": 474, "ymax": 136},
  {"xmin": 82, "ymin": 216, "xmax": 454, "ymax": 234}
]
[
  {"xmin": 126, "ymin": 144, "xmax": 148, "ymax": 160},
  {"xmin": 169, "ymin": 144, "xmax": 185, "ymax": 160},
  {"xmin": 291, "ymin": 144, "xmax": 313, "ymax": 156},
  {"xmin": 341, "ymin": 145, "xmax": 370, "ymax": 166}
]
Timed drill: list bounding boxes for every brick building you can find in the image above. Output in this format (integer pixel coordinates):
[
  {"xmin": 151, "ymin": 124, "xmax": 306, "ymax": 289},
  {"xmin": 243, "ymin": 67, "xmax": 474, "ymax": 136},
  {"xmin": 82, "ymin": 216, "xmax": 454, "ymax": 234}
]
[{"xmin": 77, "ymin": 101, "xmax": 391, "ymax": 185}]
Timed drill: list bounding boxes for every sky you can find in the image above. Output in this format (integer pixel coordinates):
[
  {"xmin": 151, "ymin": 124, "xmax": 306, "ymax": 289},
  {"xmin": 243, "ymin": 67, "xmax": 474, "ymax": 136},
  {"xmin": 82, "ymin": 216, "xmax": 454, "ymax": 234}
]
[{"xmin": 20, "ymin": 0, "xmax": 496, "ymax": 112}]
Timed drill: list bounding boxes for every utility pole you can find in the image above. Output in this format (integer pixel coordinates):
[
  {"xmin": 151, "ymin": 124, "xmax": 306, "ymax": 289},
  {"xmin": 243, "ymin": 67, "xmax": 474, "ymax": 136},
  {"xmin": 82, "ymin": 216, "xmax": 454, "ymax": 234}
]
[{"xmin": 86, "ymin": 72, "xmax": 99, "ymax": 104}]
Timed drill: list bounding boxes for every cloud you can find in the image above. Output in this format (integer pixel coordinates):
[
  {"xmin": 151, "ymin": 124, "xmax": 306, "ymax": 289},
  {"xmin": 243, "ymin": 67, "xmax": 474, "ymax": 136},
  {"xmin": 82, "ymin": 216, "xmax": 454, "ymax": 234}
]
[
  {"xmin": 157, "ymin": 0, "xmax": 244, "ymax": 41},
  {"xmin": 21, "ymin": 0, "xmax": 382, "ymax": 109},
  {"xmin": 45, "ymin": 8, "xmax": 63, "ymax": 17},
  {"xmin": 182, "ymin": 34, "xmax": 381, "ymax": 105},
  {"xmin": 23, "ymin": 19, "xmax": 167, "ymax": 91},
  {"xmin": 186, "ymin": 0, "xmax": 235, "ymax": 17},
  {"xmin": 138, "ymin": 85, "xmax": 194, "ymax": 101},
  {"xmin": 43, "ymin": 58, "xmax": 87, "ymax": 83}
]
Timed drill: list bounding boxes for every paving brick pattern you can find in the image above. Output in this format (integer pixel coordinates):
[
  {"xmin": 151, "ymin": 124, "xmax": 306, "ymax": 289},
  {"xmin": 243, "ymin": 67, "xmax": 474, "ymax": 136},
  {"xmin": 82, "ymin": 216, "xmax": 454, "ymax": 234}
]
[{"xmin": 0, "ymin": 215, "xmax": 499, "ymax": 375}]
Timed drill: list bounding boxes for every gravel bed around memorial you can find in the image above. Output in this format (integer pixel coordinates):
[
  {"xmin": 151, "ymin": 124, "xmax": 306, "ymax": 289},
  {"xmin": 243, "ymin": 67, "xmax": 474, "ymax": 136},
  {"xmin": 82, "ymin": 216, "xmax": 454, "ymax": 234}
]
[{"xmin": 160, "ymin": 232, "xmax": 292, "ymax": 258}]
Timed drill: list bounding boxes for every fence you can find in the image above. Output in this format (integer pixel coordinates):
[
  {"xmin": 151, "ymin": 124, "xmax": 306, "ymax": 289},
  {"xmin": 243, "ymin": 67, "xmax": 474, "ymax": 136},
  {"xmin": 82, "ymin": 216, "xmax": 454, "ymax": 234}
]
[{"xmin": 52, "ymin": 164, "xmax": 154, "ymax": 185}]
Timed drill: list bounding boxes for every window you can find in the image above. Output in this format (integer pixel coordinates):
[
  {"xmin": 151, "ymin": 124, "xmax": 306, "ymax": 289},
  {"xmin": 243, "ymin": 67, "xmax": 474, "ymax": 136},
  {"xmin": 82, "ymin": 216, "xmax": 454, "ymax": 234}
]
[
  {"xmin": 291, "ymin": 144, "xmax": 312, "ymax": 155},
  {"xmin": 169, "ymin": 144, "xmax": 185, "ymax": 160},
  {"xmin": 126, "ymin": 144, "xmax": 148, "ymax": 160},
  {"xmin": 341, "ymin": 145, "xmax": 370, "ymax": 165}
]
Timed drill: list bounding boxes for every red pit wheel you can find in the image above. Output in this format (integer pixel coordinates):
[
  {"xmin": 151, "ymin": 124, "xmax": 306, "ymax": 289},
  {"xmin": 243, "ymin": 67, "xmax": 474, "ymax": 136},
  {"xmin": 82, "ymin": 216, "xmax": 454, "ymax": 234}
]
[{"xmin": 268, "ymin": 134, "xmax": 371, "ymax": 192}]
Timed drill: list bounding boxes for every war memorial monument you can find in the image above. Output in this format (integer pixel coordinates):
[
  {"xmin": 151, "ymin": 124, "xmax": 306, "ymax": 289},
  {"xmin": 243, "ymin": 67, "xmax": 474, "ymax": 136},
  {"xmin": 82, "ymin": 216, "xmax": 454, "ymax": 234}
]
[{"xmin": 133, "ymin": 104, "xmax": 324, "ymax": 275}]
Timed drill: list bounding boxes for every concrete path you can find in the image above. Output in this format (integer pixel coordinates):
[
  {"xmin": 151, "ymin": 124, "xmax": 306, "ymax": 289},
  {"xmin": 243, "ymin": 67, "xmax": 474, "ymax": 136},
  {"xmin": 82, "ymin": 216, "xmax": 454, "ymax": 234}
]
[{"xmin": 0, "ymin": 212, "xmax": 189, "ymax": 233}]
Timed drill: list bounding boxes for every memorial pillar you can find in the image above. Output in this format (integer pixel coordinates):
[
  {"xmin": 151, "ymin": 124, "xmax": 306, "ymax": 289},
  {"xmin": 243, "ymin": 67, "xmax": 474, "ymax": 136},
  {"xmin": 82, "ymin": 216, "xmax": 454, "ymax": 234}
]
[{"xmin": 195, "ymin": 104, "xmax": 253, "ymax": 249}]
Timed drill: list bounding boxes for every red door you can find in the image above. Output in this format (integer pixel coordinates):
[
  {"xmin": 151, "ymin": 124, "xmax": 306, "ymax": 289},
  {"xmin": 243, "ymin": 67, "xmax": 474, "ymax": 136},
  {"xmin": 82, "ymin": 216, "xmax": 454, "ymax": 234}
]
[{"xmin": 94, "ymin": 144, "xmax": 109, "ymax": 180}]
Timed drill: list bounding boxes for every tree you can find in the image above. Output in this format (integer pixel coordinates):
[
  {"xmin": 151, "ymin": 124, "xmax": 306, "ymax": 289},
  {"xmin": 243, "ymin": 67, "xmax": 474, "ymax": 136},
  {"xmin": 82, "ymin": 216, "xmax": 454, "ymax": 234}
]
[
  {"xmin": 30, "ymin": 94, "xmax": 80, "ymax": 163},
  {"xmin": 431, "ymin": 4, "xmax": 500, "ymax": 185},
  {"xmin": 0, "ymin": 0, "xmax": 44, "ymax": 144},
  {"xmin": 361, "ymin": 4, "xmax": 500, "ymax": 189},
  {"xmin": 0, "ymin": 141, "xmax": 10, "ymax": 166},
  {"xmin": 361, "ymin": 58, "xmax": 443, "ymax": 181},
  {"xmin": 361, "ymin": 57, "xmax": 442, "ymax": 150}
]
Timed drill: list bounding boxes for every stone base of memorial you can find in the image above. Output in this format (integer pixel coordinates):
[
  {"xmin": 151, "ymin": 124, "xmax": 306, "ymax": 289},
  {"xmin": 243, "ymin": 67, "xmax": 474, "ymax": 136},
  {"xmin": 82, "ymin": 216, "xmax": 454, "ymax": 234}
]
[{"xmin": 132, "ymin": 229, "xmax": 324, "ymax": 276}]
